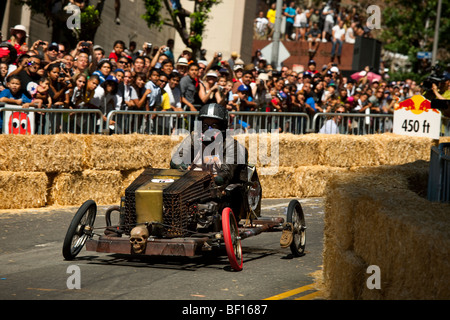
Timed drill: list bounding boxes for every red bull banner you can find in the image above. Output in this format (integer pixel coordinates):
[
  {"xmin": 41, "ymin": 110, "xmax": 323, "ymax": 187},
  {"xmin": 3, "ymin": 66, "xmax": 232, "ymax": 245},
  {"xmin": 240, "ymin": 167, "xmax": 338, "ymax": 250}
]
[{"xmin": 393, "ymin": 95, "xmax": 441, "ymax": 139}]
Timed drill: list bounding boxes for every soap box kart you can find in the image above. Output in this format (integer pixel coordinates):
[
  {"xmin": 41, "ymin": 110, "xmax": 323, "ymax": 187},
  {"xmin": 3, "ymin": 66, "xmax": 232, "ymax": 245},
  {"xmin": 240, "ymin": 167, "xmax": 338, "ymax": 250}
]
[{"xmin": 62, "ymin": 167, "xmax": 306, "ymax": 271}]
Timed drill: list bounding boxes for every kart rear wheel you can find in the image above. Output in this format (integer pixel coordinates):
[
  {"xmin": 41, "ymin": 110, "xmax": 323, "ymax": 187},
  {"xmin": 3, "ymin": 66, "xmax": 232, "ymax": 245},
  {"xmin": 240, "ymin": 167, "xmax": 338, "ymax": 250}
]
[
  {"xmin": 222, "ymin": 207, "xmax": 243, "ymax": 271},
  {"xmin": 62, "ymin": 200, "xmax": 97, "ymax": 260},
  {"xmin": 287, "ymin": 200, "xmax": 306, "ymax": 257}
]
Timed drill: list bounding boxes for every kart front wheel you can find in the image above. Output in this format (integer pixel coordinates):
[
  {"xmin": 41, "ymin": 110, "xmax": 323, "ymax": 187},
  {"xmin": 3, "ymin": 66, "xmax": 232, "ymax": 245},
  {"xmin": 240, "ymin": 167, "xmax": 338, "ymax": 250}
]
[
  {"xmin": 222, "ymin": 207, "xmax": 243, "ymax": 271},
  {"xmin": 62, "ymin": 200, "xmax": 97, "ymax": 260}
]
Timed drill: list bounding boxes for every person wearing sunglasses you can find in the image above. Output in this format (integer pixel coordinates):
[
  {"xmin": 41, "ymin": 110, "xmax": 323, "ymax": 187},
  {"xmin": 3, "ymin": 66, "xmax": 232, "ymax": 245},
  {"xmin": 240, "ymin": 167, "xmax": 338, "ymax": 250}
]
[{"xmin": 319, "ymin": 104, "xmax": 346, "ymax": 134}]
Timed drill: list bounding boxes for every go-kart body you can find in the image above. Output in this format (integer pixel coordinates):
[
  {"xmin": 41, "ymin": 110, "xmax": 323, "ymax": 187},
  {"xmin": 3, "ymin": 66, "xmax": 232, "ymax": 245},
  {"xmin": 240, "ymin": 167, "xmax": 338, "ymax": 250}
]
[{"xmin": 63, "ymin": 166, "xmax": 306, "ymax": 271}]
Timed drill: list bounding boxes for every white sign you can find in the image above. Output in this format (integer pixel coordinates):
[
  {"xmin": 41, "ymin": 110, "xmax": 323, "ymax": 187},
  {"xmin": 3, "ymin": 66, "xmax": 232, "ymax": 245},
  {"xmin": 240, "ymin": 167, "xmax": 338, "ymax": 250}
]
[
  {"xmin": 2, "ymin": 105, "xmax": 35, "ymax": 135},
  {"xmin": 393, "ymin": 95, "xmax": 441, "ymax": 139},
  {"xmin": 151, "ymin": 178, "xmax": 175, "ymax": 184},
  {"xmin": 260, "ymin": 42, "xmax": 290, "ymax": 69}
]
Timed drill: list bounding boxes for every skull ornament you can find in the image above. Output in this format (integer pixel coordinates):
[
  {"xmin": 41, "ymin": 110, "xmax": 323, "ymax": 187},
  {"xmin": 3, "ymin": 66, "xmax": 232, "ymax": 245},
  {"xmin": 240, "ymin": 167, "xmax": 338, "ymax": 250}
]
[{"xmin": 129, "ymin": 226, "xmax": 149, "ymax": 254}]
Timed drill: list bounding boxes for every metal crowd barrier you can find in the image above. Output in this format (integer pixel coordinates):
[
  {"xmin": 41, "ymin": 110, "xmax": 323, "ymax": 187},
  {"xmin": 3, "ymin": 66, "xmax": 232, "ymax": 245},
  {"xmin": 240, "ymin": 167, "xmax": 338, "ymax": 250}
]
[
  {"xmin": 1, "ymin": 106, "xmax": 104, "ymax": 134},
  {"xmin": 105, "ymin": 110, "xmax": 199, "ymax": 135},
  {"xmin": 105, "ymin": 110, "xmax": 311, "ymax": 135},
  {"xmin": 1, "ymin": 105, "xmax": 449, "ymax": 137},
  {"xmin": 312, "ymin": 112, "xmax": 395, "ymax": 134},
  {"xmin": 427, "ymin": 143, "xmax": 450, "ymax": 203}
]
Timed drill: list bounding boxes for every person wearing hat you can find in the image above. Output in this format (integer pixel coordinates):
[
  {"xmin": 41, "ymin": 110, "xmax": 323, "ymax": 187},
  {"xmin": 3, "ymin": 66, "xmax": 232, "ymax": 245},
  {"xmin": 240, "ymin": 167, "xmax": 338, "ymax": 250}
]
[
  {"xmin": 170, "ymin": 103, "xmax": 249, "ymax": 191},
  {"xmin": 46, "ymin": 42, "xmax": 60, "ymax": 63},
  {"xmin": 175, "ymin": 57, "xmax": 189, "ymax": 77},
  {"xmin": 232, "ymin": 64, "xmax": 244, "ymax": 83},
  {"xmin": 9, "ymin": 25, "xmax": 28, "ymax": 56},
  {"xmin": 235, "ymin": 84, "xmax": 250, "ymax": 110},
  {"xmin": 231, "ymin": 70, "xmax": 256, "ymax": 110},
  {"xmin": 227, "ymin": 51, "xmax": 239, "ymax": 70},
  {"xmin": 181, "ymin": 47, "xmax": 193, "ymax": 63},
  {"xmin": 93, "ymin": 45, "xmax": 105, "ymax": 63},
  {"xmin": 306, "ymin": 60, "xmax": 318, "ymax": 76},
  {"xmin": 199, "ymin": 70, "xmax": 221, "ymax": 104}
]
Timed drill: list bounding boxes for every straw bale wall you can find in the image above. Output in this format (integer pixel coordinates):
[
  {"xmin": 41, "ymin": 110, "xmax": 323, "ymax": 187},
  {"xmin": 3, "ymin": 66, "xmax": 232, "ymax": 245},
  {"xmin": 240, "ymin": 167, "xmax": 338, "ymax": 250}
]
[
  {"xmin": 1, "ymin": 133, "xmax": 449, "ymax": 299},
  {"xmin": 0, "ymin": 133, "xmax": 443, "ymax": 208},
  {"xmin": 323, "ymin": 166, "xmax": 450, "ymax": 299}
]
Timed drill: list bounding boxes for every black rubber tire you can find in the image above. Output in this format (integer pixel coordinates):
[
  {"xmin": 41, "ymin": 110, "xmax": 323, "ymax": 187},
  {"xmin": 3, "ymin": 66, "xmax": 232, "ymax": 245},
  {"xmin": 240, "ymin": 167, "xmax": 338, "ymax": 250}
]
[
  {"xmin": 286, "ymin": 199, "xmax": 306, "ymax": 257},
  {"xmin": 62, "ymin": 200, "xmax": 97, "ymax": 260}
]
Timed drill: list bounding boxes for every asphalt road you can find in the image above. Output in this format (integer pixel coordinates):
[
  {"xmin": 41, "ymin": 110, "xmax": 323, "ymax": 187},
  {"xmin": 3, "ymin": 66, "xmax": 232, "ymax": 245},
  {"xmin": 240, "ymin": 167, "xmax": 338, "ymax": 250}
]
[{"xmin": 0, "ymin": 198, "xmax": 325, "ymax": 302}]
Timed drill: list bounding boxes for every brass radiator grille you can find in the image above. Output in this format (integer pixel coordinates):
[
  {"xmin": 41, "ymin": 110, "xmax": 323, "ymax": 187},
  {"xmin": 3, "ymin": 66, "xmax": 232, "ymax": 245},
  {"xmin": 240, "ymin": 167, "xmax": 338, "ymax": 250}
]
[{"xmin": 163, "ymin": 171, "xmax": 212, "ymax": 237}]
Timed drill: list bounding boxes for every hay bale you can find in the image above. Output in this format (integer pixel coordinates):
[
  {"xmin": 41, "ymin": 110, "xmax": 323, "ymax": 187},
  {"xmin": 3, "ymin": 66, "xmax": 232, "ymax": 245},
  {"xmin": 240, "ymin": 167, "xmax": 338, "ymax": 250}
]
[
  {"xmin": 316, "ymin": 134, "xmax": 387, "ymax": 167},
  {"xmin": 0, "ymin": 171, "xmax": 48, "ymax": 209},
  {"xmin": 120, "ymin": 168, "xmax": 146, "ymax": 197},
  {"xmin": 259, "ymin": 167, "xmax": 297, "ymax": 198},
  {"xmin": 82, "ymin": 134, "xmax": 183, "ymax": 171},
  {"xmin": 324, "ymin": 166, "xmax": 450, "ymax": 300},
  {"xmin": 322, "ymin": 243, "xmax": 367, "ymax": 300},
  {"xmin": 296, "ymin": 166, "xmax": 348, "ymax": 197},
  {"xmin": 276, "ymin": 134, "xmax": 321, "ymax": 167},
  {"xmin": 0, "ymin": 134, "xmax": 86, "ymax": 172},
  {"xmin": 50, "ymin": 170, "xmax": 122, "ymax": 206},
  {"xmin": 381, "ymin": 133, "xmax": 433, "ymax": 165},
  {"xmin": 352, "ymin": 189, "xmax": 450, "ymax": 299},
  {"xmin": 259, "ymin": 166, "xmax": 348, "ymax": 199},
  {"xmin": 243, "ymin": 133, "xmax": 433, "ymax": 169}
]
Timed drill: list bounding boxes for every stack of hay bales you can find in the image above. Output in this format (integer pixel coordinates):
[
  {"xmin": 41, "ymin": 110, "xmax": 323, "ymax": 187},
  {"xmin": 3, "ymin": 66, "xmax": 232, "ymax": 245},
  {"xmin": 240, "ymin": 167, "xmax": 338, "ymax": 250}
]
[
  {"xmin": 322, "ymin": 163, "xmax": 450, "ymax": 299},
  {"xmin": 245, "ymin": 133, "xmax": 435, "ymax": 198},
  {"xmin": 0, "ymin": 132, "xmax": 443, "ymax": 209},
  {"xmin": 0, "ymin": 134, "xmax": 183, "ymax": 208}
]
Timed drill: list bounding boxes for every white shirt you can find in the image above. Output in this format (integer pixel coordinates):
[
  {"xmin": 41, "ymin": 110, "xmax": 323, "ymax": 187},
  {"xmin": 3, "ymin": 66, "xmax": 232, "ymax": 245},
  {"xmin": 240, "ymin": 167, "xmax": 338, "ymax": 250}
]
[
  {"xmin": 332, "ymin": 25, "xmax": 345, "ymax": 40},
  {"xmin": 345, "ymin": 27, "xmax": 355, "ymax": 43},
  {"xmin": 255, "ymin": 17, "xmax": 269, "ymax": 34},
  {"xmin": 299, "ymin": 10, "xmax": 309, "ymax": 24},
  {"xmin": 319, "ymin": 119, "xmax": 339, "ymax": 134},
  {"xmin": 89, "ymin": 86, "xmax": 105, "ymax": 108}
]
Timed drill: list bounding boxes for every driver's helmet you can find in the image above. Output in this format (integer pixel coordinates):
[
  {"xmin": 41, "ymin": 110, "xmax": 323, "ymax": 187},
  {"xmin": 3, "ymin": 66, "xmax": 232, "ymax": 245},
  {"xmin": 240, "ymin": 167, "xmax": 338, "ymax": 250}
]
[{"xmin": 198, "ymin": 103, "xmax": 229, "ymax": 130}]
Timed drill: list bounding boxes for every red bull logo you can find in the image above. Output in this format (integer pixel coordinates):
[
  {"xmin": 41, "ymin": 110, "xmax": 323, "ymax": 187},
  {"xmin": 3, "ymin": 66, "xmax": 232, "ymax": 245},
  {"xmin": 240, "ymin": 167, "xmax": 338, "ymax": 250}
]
[{"xmin": 395, "ymin": 95, "xmax": 439, "ymax": 114}]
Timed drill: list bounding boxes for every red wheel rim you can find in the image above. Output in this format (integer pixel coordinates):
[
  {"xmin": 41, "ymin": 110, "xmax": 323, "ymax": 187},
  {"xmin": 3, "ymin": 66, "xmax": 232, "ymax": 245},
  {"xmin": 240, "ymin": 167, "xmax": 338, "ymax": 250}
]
[{"xmin": 222, "ymin": 207, "xmax": 243, "ymax": 271}]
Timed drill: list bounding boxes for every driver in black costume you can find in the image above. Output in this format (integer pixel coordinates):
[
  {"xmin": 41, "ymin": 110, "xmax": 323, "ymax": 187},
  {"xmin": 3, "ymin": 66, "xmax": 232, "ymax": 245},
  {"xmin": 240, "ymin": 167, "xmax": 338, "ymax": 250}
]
[{"xmin": 170, "ymin": 103, "xmax": 248, "ymax": 187}]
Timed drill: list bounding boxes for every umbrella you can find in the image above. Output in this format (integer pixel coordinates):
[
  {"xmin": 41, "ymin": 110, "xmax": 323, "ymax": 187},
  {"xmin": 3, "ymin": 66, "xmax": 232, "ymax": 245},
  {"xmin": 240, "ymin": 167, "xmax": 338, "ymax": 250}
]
[{"xmin": 351, "ymin": 70, "xmax": 382, "ymax": 83}]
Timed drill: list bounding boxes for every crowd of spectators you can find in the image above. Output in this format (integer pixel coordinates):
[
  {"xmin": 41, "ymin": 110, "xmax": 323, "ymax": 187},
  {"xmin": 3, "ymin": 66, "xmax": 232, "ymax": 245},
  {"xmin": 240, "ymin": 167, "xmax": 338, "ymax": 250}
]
[
  {"xmin": 255, "ymin": 1, "xmax": 374, "ymax": 63},
  {"xmin": 0, "ymin": 15, "xmax": 447, "ymax": 134}
]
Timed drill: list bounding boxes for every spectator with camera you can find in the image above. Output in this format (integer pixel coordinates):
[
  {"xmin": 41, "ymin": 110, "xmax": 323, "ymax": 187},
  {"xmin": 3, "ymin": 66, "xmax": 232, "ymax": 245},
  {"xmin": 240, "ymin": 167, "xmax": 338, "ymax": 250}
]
[
  {"xmin": 46, "ymin": 63, "xmax": 72, "ymax": 106},
  {"xmin": 11, "ymin": 55, "xmax": 42, "ymax": 100}
]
